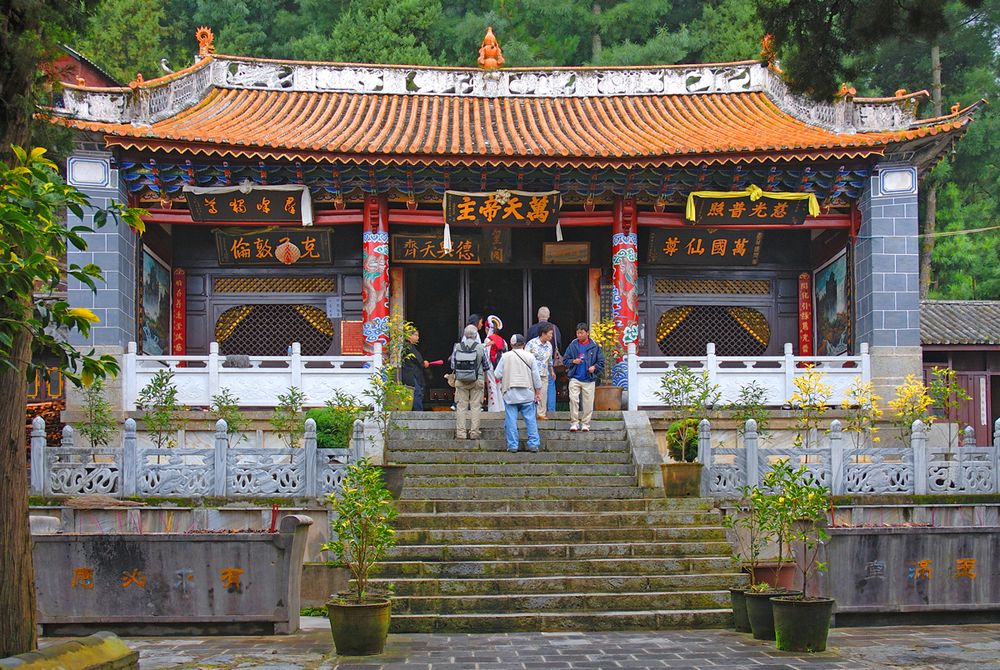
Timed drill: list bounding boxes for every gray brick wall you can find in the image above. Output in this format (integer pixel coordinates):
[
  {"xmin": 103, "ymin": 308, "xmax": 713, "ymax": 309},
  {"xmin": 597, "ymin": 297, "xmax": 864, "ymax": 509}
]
[
  {"xmin": 855, "ymin": 164, "xmax": 921, "ymax": 348},
  {"xmin": 66, "ymin": 152, "xmax": 136, "ymax": 347}
]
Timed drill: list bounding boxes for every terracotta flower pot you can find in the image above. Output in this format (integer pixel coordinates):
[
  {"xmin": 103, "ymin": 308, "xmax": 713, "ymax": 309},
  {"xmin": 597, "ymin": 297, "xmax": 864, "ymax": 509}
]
[
  {"xmin": 327, "ymin": 597, "xmax": 391, "ymax": 656},
  {"xmin": 660, "ymin": 462, "xmax": 703, "ymax": 497},
  {"xmin": 594, "ymin": 385, "xmax": 623, "ymax": 410}
]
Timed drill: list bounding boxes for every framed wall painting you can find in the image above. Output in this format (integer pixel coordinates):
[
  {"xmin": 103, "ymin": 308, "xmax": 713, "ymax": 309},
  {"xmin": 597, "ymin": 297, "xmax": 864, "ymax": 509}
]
[
  {"xmin": 140, "ymin": 248, "xmax": 171, "ymax": 355},
  {"xmin": 813, "ymin": 249, "xmax": 851, "ymax": 356}
]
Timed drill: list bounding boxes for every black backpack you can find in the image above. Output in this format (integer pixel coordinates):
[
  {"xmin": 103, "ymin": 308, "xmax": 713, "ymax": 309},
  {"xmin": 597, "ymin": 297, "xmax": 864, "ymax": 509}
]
[{"xmin": 453, "ymin": 342, "xmax": 483, "ymax": 381}]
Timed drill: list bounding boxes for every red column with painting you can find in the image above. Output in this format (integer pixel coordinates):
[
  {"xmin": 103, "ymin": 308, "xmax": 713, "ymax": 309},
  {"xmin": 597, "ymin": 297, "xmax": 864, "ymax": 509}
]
[
  {"xmin": 362, "ymin": 196, "xmax": 390, "ymax": 349},
  {"xmin": 610, "ymin": 198, "xmax": 639, "ymax": 392}
]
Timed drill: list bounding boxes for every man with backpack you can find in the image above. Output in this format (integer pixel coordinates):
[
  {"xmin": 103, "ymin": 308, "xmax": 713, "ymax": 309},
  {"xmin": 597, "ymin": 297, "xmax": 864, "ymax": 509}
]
[{"xmin": 450, "ymin": 325, "xmax": 488, "ymax": 440}]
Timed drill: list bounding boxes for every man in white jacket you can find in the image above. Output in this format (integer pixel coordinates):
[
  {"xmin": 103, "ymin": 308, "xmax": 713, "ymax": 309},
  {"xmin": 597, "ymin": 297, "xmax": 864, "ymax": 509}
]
[{"xmin": 494, "ymin": 334, "xmax": 542, "ymax": 453}]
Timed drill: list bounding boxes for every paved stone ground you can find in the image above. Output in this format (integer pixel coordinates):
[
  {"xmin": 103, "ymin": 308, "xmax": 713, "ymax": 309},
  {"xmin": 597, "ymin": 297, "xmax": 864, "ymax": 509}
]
[{"xmin": 43, "ymin": 619, "xmax": 1000, "ymax": 670}]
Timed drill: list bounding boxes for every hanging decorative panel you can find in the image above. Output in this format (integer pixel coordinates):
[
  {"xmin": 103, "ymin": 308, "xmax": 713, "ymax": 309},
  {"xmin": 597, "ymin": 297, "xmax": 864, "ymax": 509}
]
[
  {"xmin": 656, "ymin": 305, "xmax": 769, "ymax": 356},
  {"xmin": 215, "ymin": 304, "xmax": 334, "ymax": 356}
]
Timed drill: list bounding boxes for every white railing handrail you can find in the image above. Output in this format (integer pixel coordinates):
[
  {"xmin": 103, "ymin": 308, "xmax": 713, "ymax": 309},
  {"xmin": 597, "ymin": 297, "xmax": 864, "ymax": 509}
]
[{"xmin": 124, "ymin": 340, "xmax": 382, "ymax": 410}]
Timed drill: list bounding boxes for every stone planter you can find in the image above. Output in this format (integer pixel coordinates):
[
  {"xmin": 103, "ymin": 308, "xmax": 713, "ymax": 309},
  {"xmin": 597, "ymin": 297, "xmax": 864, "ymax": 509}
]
[
  {"xmin": 660, "ymin": 462, "xmax": 703, "ymax": 497},
  {"xmin": 327, "ymin": 597, "xmax": 391, "ymax": 655},
  {"xmin": 730, "ymin": 587, "xmax": 751, "ymax": 632},
  {"xmin": 594, "ymin": 385, "xmax": 623, "ymax": 411},
  {"xmin": 376, "ymin": 463, "xmax": 407, "ymax": 499},
  {"xmin": 33, "ymin": 515, "xmax": 313, "ymax": 635},
  {"xmin": 772, "ymin": 596, "xmax": 835, "ymax": 652}
]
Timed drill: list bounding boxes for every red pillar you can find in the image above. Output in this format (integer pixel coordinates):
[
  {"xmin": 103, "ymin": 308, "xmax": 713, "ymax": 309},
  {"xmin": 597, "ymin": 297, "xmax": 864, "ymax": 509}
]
[
  {"xmin": 362, "ymin": 196, "xmax": 390, "ymax": 348},
  {"xmin": 612, "ymin": 198, "xmax": 639, "ymax": 385}
]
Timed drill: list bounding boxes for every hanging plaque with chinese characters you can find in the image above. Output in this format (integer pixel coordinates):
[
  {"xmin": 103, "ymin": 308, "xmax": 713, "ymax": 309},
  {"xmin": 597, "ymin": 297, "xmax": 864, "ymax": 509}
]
[
  {"xmin": 444, "ymin": 190, "xmax": 560, "ymax": 227},
  {"xmin": 214, "ymin": 228, "xmax": 332, "ymax": 266},
  {"xmin": 391, "ymin": 230, "xmax": 510, "ymax": 265},
  {"xmin": 686, "ymin": 187, "xmax": 819, "ymax": 225},
  {"xmin": 646, "ymin": 229, "xmax": 764, "ymax": 266},
  {"xmin": 186, "ymin": 186, "xmax": 311, "ymax": 224}
]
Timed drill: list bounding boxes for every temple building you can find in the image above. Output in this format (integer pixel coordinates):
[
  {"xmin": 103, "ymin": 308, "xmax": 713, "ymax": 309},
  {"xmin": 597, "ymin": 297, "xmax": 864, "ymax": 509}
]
[{"xmin": 45, "ymin": 28, "xmax": 980, "ymax": 410}]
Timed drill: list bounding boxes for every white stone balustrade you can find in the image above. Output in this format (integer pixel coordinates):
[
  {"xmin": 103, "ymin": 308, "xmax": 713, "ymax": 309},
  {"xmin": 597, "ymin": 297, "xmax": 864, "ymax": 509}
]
[{"xmin": 123, "ymin": 341, "xmax": 381, "ymax": 411}]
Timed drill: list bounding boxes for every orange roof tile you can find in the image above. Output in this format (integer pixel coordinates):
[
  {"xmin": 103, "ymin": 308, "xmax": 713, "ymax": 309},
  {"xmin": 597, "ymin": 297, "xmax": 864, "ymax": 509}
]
[{"xmin": 45, "ymin": 58, "xmax": 977, "ymax": 169}]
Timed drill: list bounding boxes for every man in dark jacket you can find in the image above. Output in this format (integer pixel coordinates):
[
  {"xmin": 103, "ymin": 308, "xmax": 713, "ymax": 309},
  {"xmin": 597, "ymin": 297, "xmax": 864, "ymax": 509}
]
[
  {"xmin": 401, "ymin": 329, "xmax": 429, "ymax": 411},
  {"xmin": 562, "ymin": 322, "xmax": 604, "ymax": 432}
]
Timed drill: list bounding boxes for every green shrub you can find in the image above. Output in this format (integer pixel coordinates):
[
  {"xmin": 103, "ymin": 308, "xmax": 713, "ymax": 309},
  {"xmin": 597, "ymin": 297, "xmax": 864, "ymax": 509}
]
[{"xmin": 666, "ymin": 417, "xmax": 700, "ymax": 462}]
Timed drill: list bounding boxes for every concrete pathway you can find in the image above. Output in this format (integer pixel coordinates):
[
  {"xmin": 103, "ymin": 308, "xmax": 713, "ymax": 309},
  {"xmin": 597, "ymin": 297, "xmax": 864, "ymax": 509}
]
[{"xmin": 44, "ymin": 619, "xmax": 1000, "ymax": 670}]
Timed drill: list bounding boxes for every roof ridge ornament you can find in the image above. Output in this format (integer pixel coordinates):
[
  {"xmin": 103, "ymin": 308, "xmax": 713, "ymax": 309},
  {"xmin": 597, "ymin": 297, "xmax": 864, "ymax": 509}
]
[
  {"xmin": 196, "ymin": 26, "xmax": 216, "ymax": 58},
  {"xmin": 478, "ymin": 26, "xmax": 504, "ymax": 70},
  {"xmin": 760, "ymin": 34, "xmax": 777, "ymax": 68}
]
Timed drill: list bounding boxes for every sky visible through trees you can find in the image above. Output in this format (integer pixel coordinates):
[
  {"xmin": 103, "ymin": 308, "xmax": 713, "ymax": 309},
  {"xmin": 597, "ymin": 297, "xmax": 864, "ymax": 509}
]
[{"xmin": 72, "ymin": 0, "xmax": 1000, "ymax": 299}]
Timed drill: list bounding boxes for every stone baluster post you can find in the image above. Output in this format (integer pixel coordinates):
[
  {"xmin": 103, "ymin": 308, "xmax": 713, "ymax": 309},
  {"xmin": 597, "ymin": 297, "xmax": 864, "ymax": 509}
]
[
  {"xmin": 61, "ymin": 424, "xmax": 75, "ymax": 448},
  {"xmin": 304, "ymin": 418, "xmax": 317, "ymax": 498},
  {"xmin": 351, "ymin": 418, "xmax": 365, "ymax": 463},
  {"xmin": 962, "ymin": 426, "xmax": 976, "ymax": 448},
  {"xmin": 122, "ymin": 418, "xmax": 137, "ymax": 497},
  {"xmin": 828, "ymin": 419, "xmax": 844, "ymax": 495},
  {"xmin": 705, "ymin": 343, "xmax": 718, "ymax": 390},
  {"xmin": 698, "ymin": 419, "xmax": 711, "ymax": 497},
  {"xmin": 626, "ymin": 343, "xmax": 638, "ymax": 411},
  {"xmin": 912, "ymin": 419, "xmax": 928, "ymax": 495},
  {"xmin": 291, "ymin": 342, "xmax": 302, "ymax": 390},
  {"xmin": 30, "ymin": 416, "xmax": 47, "ymax": 495},
  {"xmin": 214, "ymin": 419, "xmax": 228, "ymax": 497},
  {"xmin": 208, "ymin": 341, "xmax": 220, "ymax": 401},
  {"xmin": 744, "ymin": 419, "xmax": 759, "ymax": 488},
  {"xmin": 124, "ymin": 341, "xmax": 138, "ymax": 411},
  {"xmin": 783, "ymin": 343, "xmax": 795, "ymax": 405}
]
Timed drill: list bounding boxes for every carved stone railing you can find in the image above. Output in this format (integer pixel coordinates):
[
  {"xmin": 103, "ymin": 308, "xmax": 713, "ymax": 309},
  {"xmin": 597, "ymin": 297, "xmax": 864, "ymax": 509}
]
[
  {"xmin": 123, "ymin": 341, "xmax": 380, "ymax": 411},
  {"xmin": 696, "ymin": 418, "xmax": 1000, "ymax": 497},
  {"xmin": 627, "ymin": 342, "xmax": 870, "ymax": 411},
  {"xmin": 30, "ymin": 416, "xmax": 365, "ymax": 499}
]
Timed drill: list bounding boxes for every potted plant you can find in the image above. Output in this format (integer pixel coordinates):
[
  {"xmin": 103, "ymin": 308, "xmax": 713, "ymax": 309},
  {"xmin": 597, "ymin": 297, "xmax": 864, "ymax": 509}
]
[
  {"xmin": 381, "ymin": 312, "xmax": 417, "ymax": 411},
  {"xmin": 589, "ymin": 318, "xmax": 625, "ymax": 410},
  {"xmin": 324, "ymin": 457, "xmax": 397, "ymax": 655},
  {"xmin": 770, "ymin": 468, "xmax": 834, "ymax": 652},
  {"xmin": 722, "ymin": 483, "xmax": 773, "ymax": 632},
  {"xmin": 655, "ymin": 366, "xmax": 719, "ymax": 497},
  {"xmin": 306, "ymin": 390, "xmax": 367, "ymax": 450},
  {"xmin": 743, "ymin": 460, "xmax": 803, "ymax": 640}
]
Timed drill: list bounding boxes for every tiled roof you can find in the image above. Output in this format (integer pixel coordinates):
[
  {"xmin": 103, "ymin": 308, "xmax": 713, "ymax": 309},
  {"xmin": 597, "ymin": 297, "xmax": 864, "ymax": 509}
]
[
  {"xmin": 45, "ymin": 57, "xmax": 979, "ymax": 168},
  {"xmin": 921, "ymin": 300, "xmax": 1000, "ymax": 345}
]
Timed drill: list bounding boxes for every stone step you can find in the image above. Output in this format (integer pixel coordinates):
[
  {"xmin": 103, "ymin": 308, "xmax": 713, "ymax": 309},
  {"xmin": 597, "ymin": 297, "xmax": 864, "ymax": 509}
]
[
  {"xmin": 401, "ymin": 463, "xmax": 636, "ymax": 477},
  {"xmin": 386, "ymin": 539, "xmax": 730, "ymax": 562},
  {"xmin": 390, "ymin": 430, "xmax": 629, "ymax": 443},
  {"xmin": 404, "ymin": 474, "xmax": 636, "ymax": 489},
  {"xmin": 390, "ymin": 449, "xmax": 633, "ymax": 465},
  {"xmin": 389, "ymin": 608, "xmax": 733, "ymax": 633},
  {"xmin": 394, "ymin": 498, "xmax": 715, "ymax": 514},
  {"xmin": 400, "ymin": 485, "xmax": 648, "ymax": 500},
  {"xmin": 391, "ymin": 589, "xmax": 731, "ymax": 615},
  {"xmin": 379, "ymin": 556, "xmax": 735, "ymax": 578},
  {"xmin": 391, "ymin": 413, "xmax": 625, "ymax": 427},
  {"xmin": 371, "ymin": 572, "xmax": 747, "ymax": 596},
  {"xmin": 393, "ymin": 510, "xmax": 721, "ymax": 530},
  {"xmin": 395, "ymin": 527, "xmax": 727, "ymax": 546}
]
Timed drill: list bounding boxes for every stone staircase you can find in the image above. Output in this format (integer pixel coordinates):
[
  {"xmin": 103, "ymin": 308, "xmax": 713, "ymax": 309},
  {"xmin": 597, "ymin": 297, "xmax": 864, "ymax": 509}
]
[{"xmin": 376, "ymin": 411, "xmax": 745, "ymax": 633}]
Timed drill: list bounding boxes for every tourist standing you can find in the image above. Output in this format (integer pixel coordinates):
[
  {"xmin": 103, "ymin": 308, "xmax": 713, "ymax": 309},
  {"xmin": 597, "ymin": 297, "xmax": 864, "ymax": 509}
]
[
  {"xmin": 527, "ymin": 306, "xmax": 561, "ymax": 413},
  {"xmin": 525, "ymin": 323, "xmax": 555, "ymax": 420},
  {"xmin": 562, "ymin": 323, "xmax": 604, "ymax": 432},
  {"xmin": 400, "ymin": 328, "xmax": 429, "ymax": 411},
  {"xmin": 494, "ymin": 334, "xmax": 542, "ymax": 453},
  {"xmin": 484, "ymin": 314, "xmax": 507, "ymax": 412},
  {"xmin": 450, "ymin": 325, "xmax": 487, "ymax": 439}
]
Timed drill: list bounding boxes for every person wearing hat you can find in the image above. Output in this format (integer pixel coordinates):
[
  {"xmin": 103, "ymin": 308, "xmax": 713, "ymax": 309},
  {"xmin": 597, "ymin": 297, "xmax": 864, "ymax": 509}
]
[
  {"xmin": 493, "ymin": 334, "xmax": 542, "ymax": 453},
  {"xmin": 483, "ymin": 314, "xmax": 507, "ymax": 412}
]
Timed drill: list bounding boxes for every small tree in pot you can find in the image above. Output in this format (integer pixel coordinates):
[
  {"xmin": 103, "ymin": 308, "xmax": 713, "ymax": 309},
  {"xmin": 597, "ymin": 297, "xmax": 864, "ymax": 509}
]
[
  {"xmin": 323, "ymin": 458, "xmax": 397, "ymax": 655},
  {"xmin": 722, "ymin": 483, "xmax": 775, "ymax": 632},
  {"xmin": 656, "ymin": 366, "xmax": 719, "ymax": 496},
  {"xmin": 770, "ymin": 467, "xmax": 834, "ymax": 652}
]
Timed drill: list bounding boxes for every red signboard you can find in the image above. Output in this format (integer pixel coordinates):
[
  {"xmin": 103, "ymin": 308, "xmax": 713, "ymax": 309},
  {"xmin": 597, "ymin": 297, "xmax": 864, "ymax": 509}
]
[
  {"xmin": 340, "ymin": 320, "xmax": 366, "ymax": 355},
  {"xmin": 798, "ymin": 271, "xmax": 813, "ymax": 357},
  {"xmin": 172, "ymin": 268, "xmax": 186, "ymax": 356}
]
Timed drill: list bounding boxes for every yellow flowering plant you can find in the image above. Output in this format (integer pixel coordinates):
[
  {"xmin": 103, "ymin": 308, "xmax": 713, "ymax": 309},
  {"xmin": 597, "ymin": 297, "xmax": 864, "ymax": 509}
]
[
  {"xmin": 788, "ymin": 365, "xmax": 833, "ymax": 448},
  {"xmin": 589, "ymin": 318, "xmax": 625, "ymax": 384},
  {"xmin": 888, "ymin": 374, "xmax": 933, "ymax": 448},
  {"xmin": 324, "ymin": 458, "xmax": 397, "ymax": 604},
  {"xmin": 928, "ymin": 366, "xmax": 971, "ymax": 451},
  {"xmin": 841, "ymin": 377, "xmax": 883, "ymax": 450}
]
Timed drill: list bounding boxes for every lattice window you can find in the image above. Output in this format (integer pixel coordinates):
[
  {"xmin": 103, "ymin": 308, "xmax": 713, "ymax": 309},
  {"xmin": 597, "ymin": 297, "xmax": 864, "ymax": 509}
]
[
  {"xmin": 216, "ymin": 304, "xmax": 334, "ymax": 356},
  {"xmin": 656, "ymin": 305, "xmax": 770, "ymax": 356},
  {"xmin": 213, "ymin": 276, "xmax": 337, "ymax": 294},
  {"xmin": 654, "ymin": 278, "xmax": 771, "ymax": 295}
]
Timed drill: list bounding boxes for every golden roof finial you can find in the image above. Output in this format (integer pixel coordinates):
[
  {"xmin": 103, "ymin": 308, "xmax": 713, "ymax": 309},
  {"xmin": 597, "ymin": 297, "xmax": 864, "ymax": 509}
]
[
  {"xmin": 478, "ymin": 26, "xmax": 504, "ymax": 70},
  {"xmin": 760, "ymin": 33, "xmax": 777, "ymax": 66},
  {"xmin": 951, "ymin": 102, "xmax": 961, "ymax": 114},
  {"xmin": 836, "ymin": 82, "xmax": 856, "ymax": 99},
  {"xmin": 196, "ymin": 26, "xmax": 216, "ymax": 57},
  {"xmin": 895, "ymin": 88, "xmax": 908, "ymax": 97}
]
